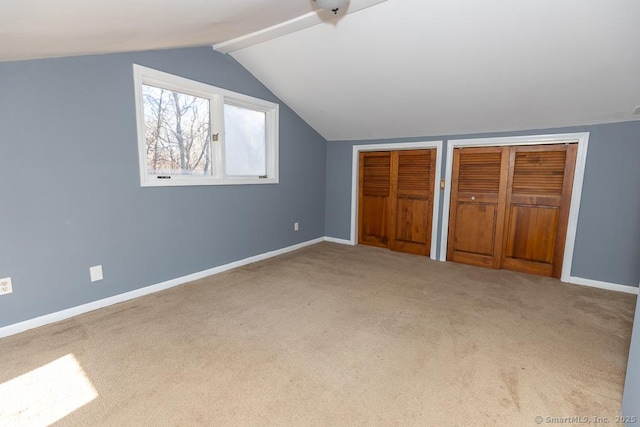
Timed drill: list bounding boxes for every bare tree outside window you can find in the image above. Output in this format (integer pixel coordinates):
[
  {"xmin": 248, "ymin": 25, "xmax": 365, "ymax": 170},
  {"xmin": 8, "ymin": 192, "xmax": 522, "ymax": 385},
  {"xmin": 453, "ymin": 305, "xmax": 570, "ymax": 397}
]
[
  {"xmin": 134, "ymin": 65, "xmax": 278, "ymax": 186},
  {"xmin": 143, "ymin": 84, "xmax": 211, "ymax": 176}
]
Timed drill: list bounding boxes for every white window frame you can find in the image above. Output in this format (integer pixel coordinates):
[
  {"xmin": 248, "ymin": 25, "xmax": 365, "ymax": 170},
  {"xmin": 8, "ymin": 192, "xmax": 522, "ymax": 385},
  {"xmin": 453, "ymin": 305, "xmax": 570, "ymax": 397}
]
[{"xmin": 133, "ymin": 64, "xmax": 279, "ymax": 186}]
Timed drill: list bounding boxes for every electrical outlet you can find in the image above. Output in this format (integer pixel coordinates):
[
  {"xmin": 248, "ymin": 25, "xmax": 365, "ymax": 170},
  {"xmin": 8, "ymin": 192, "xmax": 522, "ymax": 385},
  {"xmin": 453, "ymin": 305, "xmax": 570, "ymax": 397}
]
[
  {"xmin": 0, "ymin": 277, "xmax": 13, "ymax": 295},
  {"xmin": 294, "ymin": 222, "xmax": 299, "ymax": 231}
]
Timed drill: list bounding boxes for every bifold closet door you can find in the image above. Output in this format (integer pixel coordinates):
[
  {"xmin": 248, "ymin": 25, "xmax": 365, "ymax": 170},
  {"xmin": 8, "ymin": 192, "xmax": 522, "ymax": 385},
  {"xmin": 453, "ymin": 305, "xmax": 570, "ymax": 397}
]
[
  {"xmin": 388, "ymin": 150, "xmax": 436, "ymax": 256},
  {"xmin": 447, "ymin": 147, "xmax": 510, "ymax": 268},
  {"xmin": 447, "ymin": 144, "xmax": 577, "ymax": 278},
  {"xmin": 358, "ymin": 151, "xmax": 391, "ymax": 248},
  {"xmin": 501, "ymin": 144, "xmax": 577, "ymax": 277},
  {"xmin": 358, "ymin": 149, "xmax": 436, "ymax": 257}
]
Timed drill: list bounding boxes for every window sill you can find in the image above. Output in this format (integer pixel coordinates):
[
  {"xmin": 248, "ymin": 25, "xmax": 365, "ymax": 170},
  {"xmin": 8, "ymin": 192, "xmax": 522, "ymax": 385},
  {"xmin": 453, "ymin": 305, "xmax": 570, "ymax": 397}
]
[{"xmin": 140, "ymin": 177, "xmax": 279, "ymax": 187}]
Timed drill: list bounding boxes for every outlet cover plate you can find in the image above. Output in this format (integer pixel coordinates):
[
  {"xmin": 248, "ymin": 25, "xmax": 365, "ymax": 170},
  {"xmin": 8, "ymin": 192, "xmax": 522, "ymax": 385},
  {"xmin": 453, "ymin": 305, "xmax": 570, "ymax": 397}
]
[
  {"xmin": 0, "ymin": 277, "xmax": 13, "ymax": 295},
  {"xmin": 90, "ymin": 265, "xmax": 103, "ymax": 282}
]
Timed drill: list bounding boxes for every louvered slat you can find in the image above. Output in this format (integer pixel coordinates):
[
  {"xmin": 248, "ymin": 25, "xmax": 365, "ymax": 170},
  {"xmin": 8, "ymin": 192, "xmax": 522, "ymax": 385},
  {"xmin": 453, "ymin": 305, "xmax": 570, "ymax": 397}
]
[
  {"xmin": 363, "ymin": 155, "xmax": 390, "ymax": 196},
  {"xmin": 457, "ymin": 152, "xmax": 502, "ymax": 193},
  {"xmin": 512, "ymin": 151, "xmax": 566, "ymax": 195},
  {"xmin": 397, "ymin": 151, "xmax": 431, "ymax": 194}
]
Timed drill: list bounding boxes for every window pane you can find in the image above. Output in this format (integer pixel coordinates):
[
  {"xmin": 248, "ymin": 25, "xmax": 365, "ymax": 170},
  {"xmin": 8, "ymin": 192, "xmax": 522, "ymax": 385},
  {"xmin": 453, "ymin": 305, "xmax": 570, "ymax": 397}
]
[
  {"xmin": 224, "ymin": 104, "xmax": 266, "ymax": 176},
  {"xmin": 143, "ymin": 84, "xmax": 212, "ymax": 176}
]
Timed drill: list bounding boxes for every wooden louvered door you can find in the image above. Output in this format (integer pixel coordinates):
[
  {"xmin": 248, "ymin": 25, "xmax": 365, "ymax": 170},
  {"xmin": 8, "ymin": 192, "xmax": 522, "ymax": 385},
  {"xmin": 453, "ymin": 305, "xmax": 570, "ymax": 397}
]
[
  {"xmin": 358, "ymin": 152, "xmax": 391, "ymax": 248},
  {"xmin": 388, "ymin": 150, "xmax": 437, "ymax": 256},
  {"xmin": 501, "ymin": 144, "xmax": 577, "ymax": 277},
  {"xmin": 447, "ymin": 144, "xmax": 577, "ymax": 278},
  {"xmin": 447, "ymin": 147, "xmax": 510, "ymax": 268},
  {"xmin": 358, "ymin": 149, "xmax": 436, "ymax": 257}
]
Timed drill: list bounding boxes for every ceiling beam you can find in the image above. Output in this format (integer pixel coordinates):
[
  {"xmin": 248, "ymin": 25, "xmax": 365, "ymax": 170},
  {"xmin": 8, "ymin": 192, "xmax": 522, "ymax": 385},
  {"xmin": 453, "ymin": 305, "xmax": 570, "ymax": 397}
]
[{"xmin": 212, "ymin": 0, "xmax": 387, "ymax": 54}]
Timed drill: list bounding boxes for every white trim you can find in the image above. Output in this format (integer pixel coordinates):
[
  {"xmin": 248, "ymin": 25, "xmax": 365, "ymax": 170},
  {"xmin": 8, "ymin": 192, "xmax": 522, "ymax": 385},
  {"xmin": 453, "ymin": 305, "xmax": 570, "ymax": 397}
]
[
  {"xmin": 0, "ymin": 237, "xmax": 324, "ymax": 339},
  {"xmin": 439, "ymin": 132, "xmax": 590, "ymax": 283},
  {"xmin": 2, "ymin": 237, "xmax": 635, "ymax": 339},
  {"xmin": 350, "ymin": 141, "xmax": 444, "ymax": 260},
  {"xmin": 568, "ymin": 276, "xmax": 639, "ymax": 295},
  {"xmin": 213, "ymin": 0, "xmax": 388, "ymax": 54},
  {"xmin": 132, "ymin": 64, "xmax": 279, "ymax": 187},
  {"xmin": 324, "ymin": 236, "xmax": 354, "ymax": 245}
]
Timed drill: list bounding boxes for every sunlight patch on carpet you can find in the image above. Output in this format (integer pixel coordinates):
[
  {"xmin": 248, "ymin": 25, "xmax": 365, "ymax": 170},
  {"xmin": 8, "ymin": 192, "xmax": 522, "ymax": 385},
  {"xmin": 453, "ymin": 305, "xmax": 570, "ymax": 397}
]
[{"xmin": 0, "ymin": 353, "xmax": 98, "ymax": 426}]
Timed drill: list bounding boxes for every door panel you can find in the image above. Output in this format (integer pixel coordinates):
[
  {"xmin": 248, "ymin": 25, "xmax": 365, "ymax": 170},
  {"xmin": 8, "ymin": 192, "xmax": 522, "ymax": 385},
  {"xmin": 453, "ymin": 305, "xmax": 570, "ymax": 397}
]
[
  {"xmin": 453, "ymin": 203, "xmax": 497, "ymax": 256},
  {"xmin": 447, "ymin": 147, "xmax": 509, "ymax": 268},
  {"xmin": 361, "ymin": 197, "xmax": 390, "ymax": 246},
  {"xmin": 394, "ymin": 198, "xmax": 428, "ymax": 242},
  {"xmin": 501, "ymin": 144, "xmax": 577, "ymax": 278},
  {"xmin": 358, "ymin": 152, "xmax": 391, "ymax": 248},
  {"xmin": 504, "ymin": 205, "xmax": 558, "ymax": 263},
  {"xmin": 389, "ymin": 150, "xmax": 436, "ymax": 256}
]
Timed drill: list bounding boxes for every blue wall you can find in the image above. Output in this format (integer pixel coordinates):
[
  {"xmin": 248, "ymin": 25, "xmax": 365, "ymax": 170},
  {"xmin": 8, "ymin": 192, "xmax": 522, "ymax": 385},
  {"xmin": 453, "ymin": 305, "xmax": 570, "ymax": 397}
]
[
  {"xmin": 1, "ymin": 45, "xmax": 638, "ymax": 329},
  {"xmin": 325, "ymin": 121, "xmax": 640, "ymax": 288},
  {"xmin": 0, "ymin": 47, "xmax": 327, "ymax": 328}
]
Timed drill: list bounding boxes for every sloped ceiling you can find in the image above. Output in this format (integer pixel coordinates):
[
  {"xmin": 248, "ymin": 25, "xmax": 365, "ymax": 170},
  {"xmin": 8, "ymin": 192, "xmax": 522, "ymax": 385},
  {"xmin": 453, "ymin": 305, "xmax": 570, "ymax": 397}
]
[
  {"xmin": 1, "ymin": 0, "xmax": 639, "ymax": 141},
  {"xmin": 0, "ymin": 0, "xmax": 314, "ymax": 62},
  {"xmin": 231, "ymin": 0, "xmax": 640, "ymax": 140}
]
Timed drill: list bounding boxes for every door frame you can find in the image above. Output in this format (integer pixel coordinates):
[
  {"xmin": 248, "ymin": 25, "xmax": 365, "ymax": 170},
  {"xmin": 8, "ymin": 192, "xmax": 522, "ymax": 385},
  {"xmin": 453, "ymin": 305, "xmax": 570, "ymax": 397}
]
[
  {"xmin": 351, "ymin": 141, "xmax": 444, "ymax": 260},
  {"xmin": 439, "ymin": 132, "xmax": 590, "ymax": 282}
]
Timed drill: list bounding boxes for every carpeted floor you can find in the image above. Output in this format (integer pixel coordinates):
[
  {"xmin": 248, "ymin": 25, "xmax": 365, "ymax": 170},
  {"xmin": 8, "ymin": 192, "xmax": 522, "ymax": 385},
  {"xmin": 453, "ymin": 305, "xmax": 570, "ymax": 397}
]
[{"xmin": 0, "ymin": 242, "xmax": 636, "ymax": 426}]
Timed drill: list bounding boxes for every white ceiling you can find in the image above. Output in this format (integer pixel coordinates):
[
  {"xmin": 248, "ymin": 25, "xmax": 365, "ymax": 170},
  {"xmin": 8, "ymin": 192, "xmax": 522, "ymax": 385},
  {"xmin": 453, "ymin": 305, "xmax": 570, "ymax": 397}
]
[
  {"xmin": 232, "ymin": 0, "xmax": 640, "ymax": 140},
  {"xmin": 2, "ymin": 0, "xmax": 639, "ymax": 141},
  {"xmin": 0, "ymin": 0, "xmax": 314, "ymax": 62}
]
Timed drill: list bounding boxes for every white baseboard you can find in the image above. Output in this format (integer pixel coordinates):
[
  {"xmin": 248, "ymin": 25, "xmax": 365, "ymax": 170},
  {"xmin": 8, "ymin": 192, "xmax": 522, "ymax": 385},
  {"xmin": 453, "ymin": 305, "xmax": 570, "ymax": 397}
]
[
  {"xmin": 0, "ymin": 237, "xmax": 325, "ymax": 339},
  {"xmin": 568, "ymin": 276, "xmax": 639, "ymax": 295},
  {"xmin": 324, "ymin": 236, "xmax": 354, "ymax": 245},
  {"xmin": 3, "ymin": 240, "xmax": 635, "ymax": 340}
]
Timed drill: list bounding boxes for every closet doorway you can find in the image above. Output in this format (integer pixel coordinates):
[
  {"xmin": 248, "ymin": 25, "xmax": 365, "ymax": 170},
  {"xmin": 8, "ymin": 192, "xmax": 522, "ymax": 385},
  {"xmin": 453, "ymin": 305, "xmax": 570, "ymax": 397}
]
[
  {"xmin": 356, "ymin": 144, "xmax": 441, "ymax": 258},
  {"xmin": 441, "ymin": 133, "xmax": 589, "ymax": 281}
]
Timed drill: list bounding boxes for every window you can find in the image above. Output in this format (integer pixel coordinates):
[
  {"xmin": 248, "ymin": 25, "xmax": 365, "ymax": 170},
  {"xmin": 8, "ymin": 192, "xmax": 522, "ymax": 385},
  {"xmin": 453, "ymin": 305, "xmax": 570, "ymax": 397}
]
[{"xmin": 133, "ymin": 65, "xmax": 279, "ymax": 186}]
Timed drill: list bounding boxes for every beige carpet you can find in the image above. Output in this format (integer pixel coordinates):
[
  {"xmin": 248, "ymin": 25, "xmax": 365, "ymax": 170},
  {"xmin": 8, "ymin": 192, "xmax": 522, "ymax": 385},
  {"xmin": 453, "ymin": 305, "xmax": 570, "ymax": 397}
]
[{"xmin": 0, "ymin": 242, "xmax": 636, "ymax": 426}]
